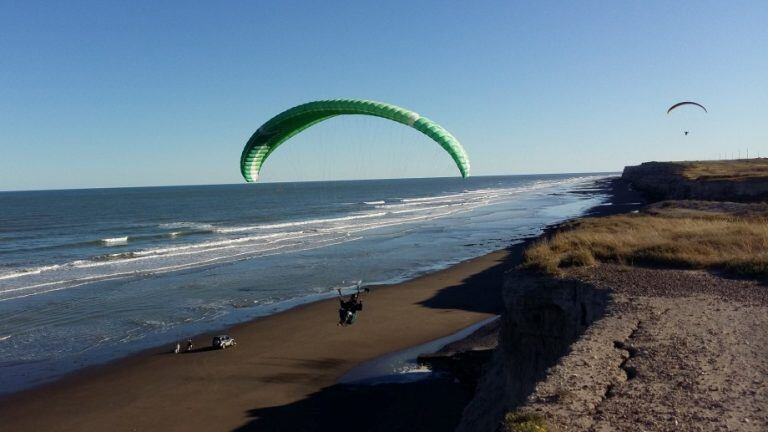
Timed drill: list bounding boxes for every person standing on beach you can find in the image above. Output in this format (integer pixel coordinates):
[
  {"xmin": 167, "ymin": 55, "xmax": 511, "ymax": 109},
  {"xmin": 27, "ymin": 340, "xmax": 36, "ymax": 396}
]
[{"xmin": 186, "ymin": 339, "xmax": 193, "ymax": 352}]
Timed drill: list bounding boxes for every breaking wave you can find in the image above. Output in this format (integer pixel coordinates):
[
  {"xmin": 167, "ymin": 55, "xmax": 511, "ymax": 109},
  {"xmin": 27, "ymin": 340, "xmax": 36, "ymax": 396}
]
[
  {"xmin": 101, "ymin": 237, "xmax": 128, "ymax": 245},
  {"xmin": 0, "ymin": 175, "xmax": 606, "ymax": 302}
]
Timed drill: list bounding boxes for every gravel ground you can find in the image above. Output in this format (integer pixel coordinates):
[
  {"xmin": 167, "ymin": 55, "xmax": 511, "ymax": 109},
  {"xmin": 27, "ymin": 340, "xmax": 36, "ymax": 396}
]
[{"xmin": 522, "ymin": 264, "xmax": 768, "ymax": 431}]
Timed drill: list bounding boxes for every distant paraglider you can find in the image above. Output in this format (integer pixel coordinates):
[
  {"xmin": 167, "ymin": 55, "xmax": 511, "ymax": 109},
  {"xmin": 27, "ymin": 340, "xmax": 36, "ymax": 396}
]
[
  {"xmin": 666, "ymin": 101, "xmax": 708, "ymax": 114},
  {"xmin": 239, "ymin": 99, "xmax": 470, "ymax": 182},
  {"xmin": 667, "ymin": 101, "xmax": 707, "ymax": 135}
]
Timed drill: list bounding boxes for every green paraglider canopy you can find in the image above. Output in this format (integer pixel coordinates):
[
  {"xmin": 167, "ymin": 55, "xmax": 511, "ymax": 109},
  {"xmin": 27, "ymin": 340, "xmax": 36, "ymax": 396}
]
[{"xmin": 240, "ymin": 99, "xmax": 470, "ymax": 182}]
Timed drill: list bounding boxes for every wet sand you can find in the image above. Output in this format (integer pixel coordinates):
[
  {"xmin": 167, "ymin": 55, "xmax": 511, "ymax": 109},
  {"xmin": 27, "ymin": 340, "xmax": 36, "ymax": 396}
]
[{"xmin": 0, "ymin": 248, "xmax": 512, "ymax": 431}]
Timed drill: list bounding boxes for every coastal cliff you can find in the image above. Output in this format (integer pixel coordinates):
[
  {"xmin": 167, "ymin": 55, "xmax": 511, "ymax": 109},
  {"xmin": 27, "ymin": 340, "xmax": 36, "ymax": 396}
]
[
  {"xmin": 456, "ymin": 168, "xmax": 768, "ymax": 431},
  {"xmin": 456, "ymin": 272, "xmax": 609, "ymax": 432},
  {"xmin": 460, "ymin": 266, "xmax": 768, "ymax": 432},
  {"xmin": 622, "ymin": 160, "xmax": 768, "ymax": 201}
]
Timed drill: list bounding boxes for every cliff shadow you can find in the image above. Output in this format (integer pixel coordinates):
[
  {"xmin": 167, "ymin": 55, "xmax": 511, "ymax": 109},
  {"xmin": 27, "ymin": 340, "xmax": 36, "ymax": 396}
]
[
  {"xmin": 415, "ymin": 243, "xmax": 524, "ymax": 315},
  {"xmin": 582, "ymin": 177, "xmax": 647, "ymax": 217},
  {"xmin": 232, "ymin": 377, "xmax": 471, "ymax": 432}
]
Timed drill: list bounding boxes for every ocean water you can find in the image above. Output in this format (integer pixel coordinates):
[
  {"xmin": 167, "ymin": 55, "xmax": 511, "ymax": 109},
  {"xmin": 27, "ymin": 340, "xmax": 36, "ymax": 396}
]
[{"xmin": 0, "ymin": 174, "xmax": 611, "ymax": 393}]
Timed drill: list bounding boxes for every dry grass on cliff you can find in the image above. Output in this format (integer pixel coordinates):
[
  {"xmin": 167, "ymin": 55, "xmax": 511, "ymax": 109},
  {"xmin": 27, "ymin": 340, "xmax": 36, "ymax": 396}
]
[
  {"xmin": 501, "ymin": 410, "xmax": 553, "ymax": 432},
  {"xmin": 523, "ymin": 202, "xmax": 768, "ymax": 276},
  {"xmin": 679, "ymin": 159, "xmax": 768, "ymax": 181}
]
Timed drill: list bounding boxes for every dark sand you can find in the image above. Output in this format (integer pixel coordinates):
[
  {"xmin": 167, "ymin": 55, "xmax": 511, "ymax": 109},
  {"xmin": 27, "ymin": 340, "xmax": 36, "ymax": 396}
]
[{"xmin": 0, "ymin": 249, "xmax": 513, "ymax": 431}]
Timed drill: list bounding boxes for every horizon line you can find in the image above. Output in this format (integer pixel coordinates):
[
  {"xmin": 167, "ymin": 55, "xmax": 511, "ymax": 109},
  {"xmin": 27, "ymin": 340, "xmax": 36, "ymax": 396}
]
[{"xmin": 0, "ymin": 171, "xmax": 620, "ymax": 194}]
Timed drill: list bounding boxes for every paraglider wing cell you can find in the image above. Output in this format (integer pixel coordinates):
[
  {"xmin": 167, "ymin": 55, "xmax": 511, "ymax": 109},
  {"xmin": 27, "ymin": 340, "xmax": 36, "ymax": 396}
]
[{"xmin": 240, "ymin": 99, "xmax": 470, "ymax": 182}]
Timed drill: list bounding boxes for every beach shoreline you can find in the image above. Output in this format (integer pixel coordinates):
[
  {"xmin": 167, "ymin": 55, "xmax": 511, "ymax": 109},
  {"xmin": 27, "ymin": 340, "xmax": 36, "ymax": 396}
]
[
  {"xmin": 0, "ymin": 247, "xmax": 515, "ymax": 431},
  {"xmin": 0, "ymin": 178, "xmax": 618, "ymax": 432},
  {"xmin": 0, "ymin": 173, "xmax": 609, "ymax": 396}
]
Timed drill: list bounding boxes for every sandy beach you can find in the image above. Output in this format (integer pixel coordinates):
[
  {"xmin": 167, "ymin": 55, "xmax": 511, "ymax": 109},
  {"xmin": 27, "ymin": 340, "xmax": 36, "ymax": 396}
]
[{"xmin": 0, "ymin": 248, "xmax": 512, "ymax": 431}]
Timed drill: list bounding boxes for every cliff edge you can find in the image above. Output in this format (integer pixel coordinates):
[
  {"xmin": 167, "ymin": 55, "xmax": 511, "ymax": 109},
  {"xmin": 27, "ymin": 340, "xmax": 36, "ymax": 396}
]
[
  {"xmin": 622, "ymin": 159, "xmax": 768, "ymax": 201},
  {"xmin": 457, "ymin": 172, "xmax": 768, "ymax": 431}
]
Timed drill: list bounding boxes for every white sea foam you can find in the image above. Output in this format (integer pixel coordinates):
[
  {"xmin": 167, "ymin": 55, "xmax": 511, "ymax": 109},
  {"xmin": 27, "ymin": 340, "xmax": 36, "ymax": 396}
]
[
  {"xmin": 216, "ymin": 212, "xmax": 387, "ymax": 233},
  {"xmin": 0, "ymin": 240, "xmax": 308, "ymax": 301},
  {"xmin": 130, "ymin": 232, "xmax": 306, "ymax": 258},
  {"xmin": 159, "ymin": 222, "xmax": 215, "ymax": 231},
  {"xmin": 0, "ymin": 231, "xmax": 321, "ymax": 291},
  {"xmin": 400, "ymin": 192, "xmax": 467, "ymax": 203},
  {"xmin": 389, "ymin": 204, "xmax": 454, "ymax": 214},
  {"xmin": 0, "ymin": 264, "xmax": 64, "ymax": 281},
  {"xmin": 101, "ymin": 237, "xmax": 128, "ymax": 245},
  {"xmin": 0, "ymin": 175, "xmax": 609, "ymax": 303},
  {"xmin": 0, "ymin": 233, "xmax": 367, "ymax": 303}
]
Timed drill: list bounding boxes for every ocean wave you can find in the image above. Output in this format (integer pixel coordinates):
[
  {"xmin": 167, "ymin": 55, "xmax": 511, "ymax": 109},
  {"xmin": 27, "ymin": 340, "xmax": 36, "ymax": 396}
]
[
  {"xmin": 129, "ymin": 232, "xmax": 308, "ymax": 258},
  {"xmin": 156, "ymin": 222, "xmax": 217, "ymax": 237},
  {"xmin": 376, "ymin": 200, "xmax": 461, "ymax": 211},
  {"xmin": 91, "ymin": 252, "xmax": 138, "ymax": 262},
  {"xmin": 129, "ymin": 319, "xmax": 172, "ymax": 329},
  {"xmin": 334, "ymin": 205, "xmax": 476, "ymax": 234},
  {"xmin": 101, "ymin": 237, "xmax": 128, "ymax": 245},
  {"xmin": 216, "ymin": 212, "xmax": 387, "ymax": 233},
  {"xmin": 0, "ymin": 239, "xmax": 310, "ymax": 301},
  {"xmin": 0, "ymin": 264, "xmax": 64, "ymax": 281},
  {"xmin": 0, "ymin": 230, "xmax": 181, "ymax": 255},
  {"xmin": 400, "ymin": 192, "xmax": 467, "ymax": 203},
  {"xmin": 389, "ymin": 203, "xmax": 454, "ymax": 214},
  {"xmin": 363, "ymin": 200, "xmax": 385, "ymax": 205},
  {"xmin": 0, "ymin": 234, "xmax": 367, "ymax": 303},
  {"xmin": 0, "ymin": 182, "xmax": 564, "ymax": 283},
  {"xmin": 0, "ymin": 232, "xmax": 311, "ymax": 285},
  {"xmin": 162, "ymin": 230, "xmax": 205, "ymax": 239},
  {"xmin": 159, "ymin": 222, "xmax": 215, "ymax": 231},
  {"xmin": 0, "ymin": 175, "xmax": 610, "ymax": 302}
]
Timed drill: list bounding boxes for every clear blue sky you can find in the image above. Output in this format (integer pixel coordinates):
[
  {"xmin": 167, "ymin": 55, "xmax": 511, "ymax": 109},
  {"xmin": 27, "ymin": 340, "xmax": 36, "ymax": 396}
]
[{"xmin": 2, "ymin": 1, "xmax": 767, "ymax": 190}]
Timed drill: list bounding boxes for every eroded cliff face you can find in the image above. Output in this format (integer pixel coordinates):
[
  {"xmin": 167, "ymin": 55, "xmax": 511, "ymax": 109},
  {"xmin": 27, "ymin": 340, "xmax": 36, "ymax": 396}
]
[
  {"xmin": 456, "ymin": 271, "xmax": 609, "ymax": 432},
  {"xmin": 460, "ymin": 264, "xmax": 768, "ymax": 432},
  {"xmin": 622, "ymin": 162, "xmax": 768, "ymax": 202}
]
